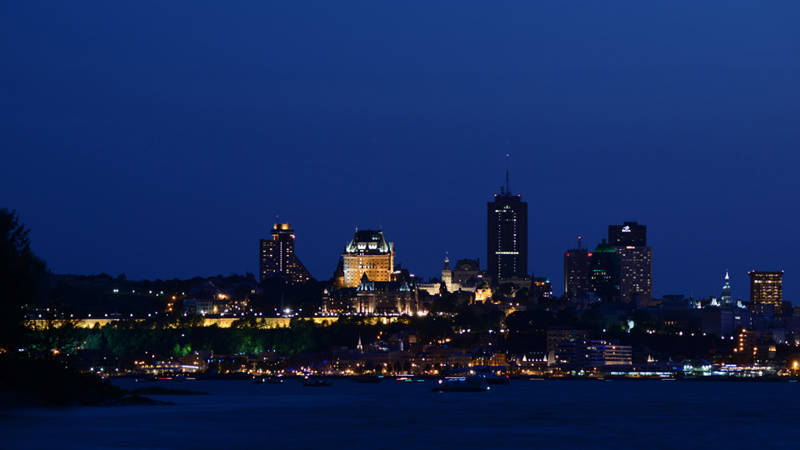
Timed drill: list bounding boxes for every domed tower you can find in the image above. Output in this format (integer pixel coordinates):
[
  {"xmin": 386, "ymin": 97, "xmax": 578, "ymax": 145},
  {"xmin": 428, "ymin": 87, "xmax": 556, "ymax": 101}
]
[{"xmin": 441, "ymin": 254, "xmax": 453, "ymax": 293}]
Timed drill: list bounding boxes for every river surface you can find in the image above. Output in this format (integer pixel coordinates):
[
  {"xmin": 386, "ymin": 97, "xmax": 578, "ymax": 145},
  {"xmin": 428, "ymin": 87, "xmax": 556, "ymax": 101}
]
[{"xmin": 1, "ymin": 378, "xmax": 798, "ymax": 449}]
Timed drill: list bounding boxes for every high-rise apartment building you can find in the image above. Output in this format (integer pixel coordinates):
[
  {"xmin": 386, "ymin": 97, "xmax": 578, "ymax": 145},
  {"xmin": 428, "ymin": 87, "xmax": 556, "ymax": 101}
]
[
  {"xmin": 259, "ymin": 223, "xmax": 313, "ymax": 284},
  {"xmin": 749, "ymin": 271, "xmax": 783, "ymax": 315},
  {"xmin": 609, "ymin": 221, "xmax": 653, "ymax": 304},
  {"xmin": 487, "ymin": 174, "xmax": 528, "ymax": 283}
]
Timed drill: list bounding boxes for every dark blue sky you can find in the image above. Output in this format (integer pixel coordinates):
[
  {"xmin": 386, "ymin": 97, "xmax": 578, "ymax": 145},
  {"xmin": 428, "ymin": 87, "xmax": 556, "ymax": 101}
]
[{"xmin": 2, "ymin": 1, "xmax": 799, "ymax": 302}]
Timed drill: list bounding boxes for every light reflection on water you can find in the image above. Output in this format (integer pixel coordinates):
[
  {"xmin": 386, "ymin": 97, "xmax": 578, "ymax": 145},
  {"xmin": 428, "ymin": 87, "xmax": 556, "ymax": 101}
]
[{"xmin": 1, "ymin": 379, "xmax": 797, "ymax": 449}]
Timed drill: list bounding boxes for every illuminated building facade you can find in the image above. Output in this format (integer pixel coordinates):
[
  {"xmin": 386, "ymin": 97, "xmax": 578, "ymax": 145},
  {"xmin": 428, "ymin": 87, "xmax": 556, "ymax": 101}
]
[
  {"xmin": 339, "ymin": 229, "xmax": 394, "ymax": 288},
  {"xmin": 418, "ymin": 257, "xmax": 482, "ymax": 297},
  {"xmin": 749, "ymin": 271, "xmax": 783, "ymax": 315},
  {"xmin": 324, "ymin": 229, "xmax": 422, "ymax": 315},
  {"xmin": 353, "ymin": 273, "xmax": 420, "ymax": 315},
  {"xmin": 554, "ymin": 339, "xmax": 632, "ymax": 367},
  {"xmin": 590, "ymin": 239, "xmax": 620, "ymax": 302},
  {"xmin": 564, "ymin": 236, "xmax": 591, "ymax": 301},
  {"xmin": 259, "ymin": 223, "xmax": 312, "ymax": 284},
  {"xmin": 609, "ymin": 221, "xmax": 652, "ymax": 304},
  {"xmin": 720, "ymin": 271, "xmax": 734, "ymax": 306},
  {"xmin": 487, "ymin": 177, "xmax": 528, "ymax": 283},
  {"xmin": 474, "ymin": 281, "xmax": 493, "ymax": 303}
]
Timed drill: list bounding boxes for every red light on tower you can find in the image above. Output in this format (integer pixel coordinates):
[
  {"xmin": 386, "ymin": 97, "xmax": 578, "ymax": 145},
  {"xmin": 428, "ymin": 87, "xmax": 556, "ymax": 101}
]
[{"xmin": 588, "ymin": 253, "xmax": 593, "ymax": 257}]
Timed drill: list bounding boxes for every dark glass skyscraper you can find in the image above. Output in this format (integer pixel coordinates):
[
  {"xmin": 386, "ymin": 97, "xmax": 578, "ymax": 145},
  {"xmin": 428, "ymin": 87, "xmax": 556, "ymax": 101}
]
[
  {"xmin": 564, "ymin": 235, "xmax": 590, "ymax": 301},
  {"xmin": 590, "ymin": 239, "xmax": 620, "ymax": 302},
  {"xmin": 487, "ymin": 174, "xmax": 528, "ymax": 283}
]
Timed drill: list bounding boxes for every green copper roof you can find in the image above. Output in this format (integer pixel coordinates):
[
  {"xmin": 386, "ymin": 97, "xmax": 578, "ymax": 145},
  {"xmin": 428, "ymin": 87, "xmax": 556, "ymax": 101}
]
[{"xmin": 594, "ymin": 239, "xmax": 616, "ymax": 253}]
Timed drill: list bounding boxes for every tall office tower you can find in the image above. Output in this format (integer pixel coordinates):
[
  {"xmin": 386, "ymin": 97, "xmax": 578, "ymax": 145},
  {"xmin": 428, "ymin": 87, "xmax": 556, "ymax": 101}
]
[
  {"xmin": 590, "ymin": 239, "xmax": 621, "ymax": 302},
  {"xmin": 749, "ymin": 271, "xmax": 784, "ymax": 315},
  {"xmin": 259, "ymin": 223, "xmax": 313, "ymax": 284},
  {"xmin": 564, "ymin": 235, "xmax": 591, "ymax": 301},
  {"xmin": 487, "ymin": 170, "xmax": 528, "ymax": 283},
  {"xmin": 609, "ymin": 221, "xmax": 653, "ymax": 304},
  {"xmin": 339, "ymin": 229, "xmax": 394, "ymax": 288},
  {"xmin": 720, "ymin": 271, "xmax": 733, "ymax": 306}
]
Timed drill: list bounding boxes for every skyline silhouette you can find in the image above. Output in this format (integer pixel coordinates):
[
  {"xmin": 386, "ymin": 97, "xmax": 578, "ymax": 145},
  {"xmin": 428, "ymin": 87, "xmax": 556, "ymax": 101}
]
[{"xmin": 2, "ymin": 2, "xmax": 798, "ymax": 302}]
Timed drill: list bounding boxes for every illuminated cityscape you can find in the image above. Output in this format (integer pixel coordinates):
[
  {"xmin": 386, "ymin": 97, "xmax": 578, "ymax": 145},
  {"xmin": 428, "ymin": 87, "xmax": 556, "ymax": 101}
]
[
  {"xmin": 3, "ymin": 2, "xmax": 800, "ymax": 448},
  {"xmin": 11, "ymin": 176, "xmax": 798, "ymax": 384}
]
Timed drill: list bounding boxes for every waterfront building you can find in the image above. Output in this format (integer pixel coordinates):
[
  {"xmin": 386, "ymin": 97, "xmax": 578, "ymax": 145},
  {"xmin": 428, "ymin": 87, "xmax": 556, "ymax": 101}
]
[
  {"xmin": 749, "ymin": 271, "xmax": 784, "ymax": 315},
  {"xmin": 337, "ymin": 229, "xmax": 395, "ymax": 288},
  {"xmin": 564, "ymin": 235, "xmax": 591, "ymax": 302},
  {"xmin": 487, "ymin": 173, "xmax": 528, "ymax": 283},
  {"xmin": 554, "ymin": 339, "xmax": 632, "ymax": 368},
  {"xmin": 589, "ymin": 239, "xmax": 621, "ymax": 303},
  {"xmin": 259, "ymin": 223, "xmax": 313, "ymax": 284},
  {"xmin": 609, "ymin": 221, "xmax": 653, "ymax": 304},
  {"xmin": 546, "ymin": 328, "xmax": 587, "ymax": 366}
]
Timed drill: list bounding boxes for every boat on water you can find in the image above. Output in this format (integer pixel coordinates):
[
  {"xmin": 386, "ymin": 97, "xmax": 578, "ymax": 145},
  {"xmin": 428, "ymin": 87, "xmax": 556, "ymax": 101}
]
[
  {"xmin": 480, "ymin": 373, "xmax": 510, "ymax": 385},
  {"xmin": 396, "ymin": 374, "xmax": 426, "ymax": 383},
  {"xmin": 302, "ymin": 377, "xmax": 333, "ymax": 387},
  {"xmin": 253, "ymin": 376, "xmax": 284, "ymax": 384},
  {"xmin": 432, "ymin": 376, "xmax": 490, "ymax": 392}
]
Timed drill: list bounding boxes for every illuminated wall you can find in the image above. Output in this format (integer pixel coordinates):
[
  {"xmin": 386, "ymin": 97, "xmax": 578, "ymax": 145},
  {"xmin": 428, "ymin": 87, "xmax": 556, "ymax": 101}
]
[{"xmin": 340, "ymin": 229, "xmax": 394, "ymax": 288}]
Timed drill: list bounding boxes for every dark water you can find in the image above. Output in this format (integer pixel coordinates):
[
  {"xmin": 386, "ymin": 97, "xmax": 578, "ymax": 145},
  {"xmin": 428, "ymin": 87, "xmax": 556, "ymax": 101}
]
[{"xmin": 1, "ymin": 378, "xmax": 798, "ymax": 449}]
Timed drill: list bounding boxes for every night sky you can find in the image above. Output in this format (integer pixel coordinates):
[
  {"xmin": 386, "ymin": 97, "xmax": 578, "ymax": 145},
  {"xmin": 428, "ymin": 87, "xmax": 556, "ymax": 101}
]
[{"xmin": 2, "ymin": 1, "xmax": 799, "ymax": 303}]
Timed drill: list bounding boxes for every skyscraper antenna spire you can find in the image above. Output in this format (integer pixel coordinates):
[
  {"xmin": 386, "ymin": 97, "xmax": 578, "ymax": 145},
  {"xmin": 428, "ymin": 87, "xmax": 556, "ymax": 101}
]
[
  {"xmin": 505, "ymin": 153, "xmax": 511, "ymax": 194},
  {"xmin": 578, "ymin": 234, "xmax": 583, "ymax": 249}
]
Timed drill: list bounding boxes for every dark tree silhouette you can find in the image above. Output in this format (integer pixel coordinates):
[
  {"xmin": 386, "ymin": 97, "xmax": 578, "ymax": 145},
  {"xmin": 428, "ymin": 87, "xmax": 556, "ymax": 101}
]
[{"xmin": 1, "ymin": 209, "xmax": 47, "ymax": 350}]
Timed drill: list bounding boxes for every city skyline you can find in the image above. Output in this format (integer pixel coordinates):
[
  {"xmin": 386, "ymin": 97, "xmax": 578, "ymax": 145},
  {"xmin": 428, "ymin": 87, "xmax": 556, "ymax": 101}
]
[
  {"xmin": 8, "ymin": 179, "xmax": 790, "ymax": 304},
  {"xmin": 4, "ymin": 3, "xmax": 800, "ymax": 447},
  {"xmin": 3, "ymin": 2, "xmax": 798, "ymax": 303}
]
